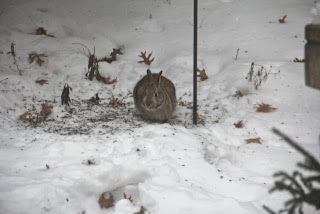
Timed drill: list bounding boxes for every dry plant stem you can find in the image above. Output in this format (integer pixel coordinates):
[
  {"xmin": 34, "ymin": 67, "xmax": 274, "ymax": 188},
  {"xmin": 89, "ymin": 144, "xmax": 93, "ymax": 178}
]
[
  {"xmin": 72, "ymin": 42, "xmax": 91, "ymax": 56},
  {"xmin": 8, "ymin": 43, "xmax": 22, "ymax": 75}
]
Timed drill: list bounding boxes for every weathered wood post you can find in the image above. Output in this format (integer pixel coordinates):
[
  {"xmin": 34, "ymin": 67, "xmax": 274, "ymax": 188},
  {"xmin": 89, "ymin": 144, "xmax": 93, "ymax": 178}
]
[{"xmin": 305, "ymin": 24, "xmax": 320, "ymax": 90}]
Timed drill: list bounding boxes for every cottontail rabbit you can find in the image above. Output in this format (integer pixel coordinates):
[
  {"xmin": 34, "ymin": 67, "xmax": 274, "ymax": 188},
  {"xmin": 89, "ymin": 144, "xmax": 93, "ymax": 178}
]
[{"xmin": 133, "ymin": 69, "xmax": 176, "ymax": 123}]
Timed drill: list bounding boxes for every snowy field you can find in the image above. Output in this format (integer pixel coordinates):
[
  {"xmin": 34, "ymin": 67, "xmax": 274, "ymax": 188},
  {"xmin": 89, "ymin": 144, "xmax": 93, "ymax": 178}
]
[{"xmin": 0, "ymin": 0, "xmax": 319, "ymax": 213}]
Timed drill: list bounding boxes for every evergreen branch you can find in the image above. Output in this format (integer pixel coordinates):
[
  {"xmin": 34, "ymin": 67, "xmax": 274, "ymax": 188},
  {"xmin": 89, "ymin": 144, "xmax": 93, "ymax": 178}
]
[
  {"xmin": 265, "ymin": 128, "xmax": 320, "ymax": 213},
  {"xmin": 263, "ymin": 205, "xmax": 277, "ymax": 214}
]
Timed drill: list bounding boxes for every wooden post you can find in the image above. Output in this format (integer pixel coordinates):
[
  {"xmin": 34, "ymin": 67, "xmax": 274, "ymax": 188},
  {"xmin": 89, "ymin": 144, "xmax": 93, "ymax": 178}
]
[
  {"xmin": 193, "ymin": 0, "xmax": 198, "ymax": 125},
  {"xmin": 305, "ymin": 24, "xmax": 320, "ymax": 90}
]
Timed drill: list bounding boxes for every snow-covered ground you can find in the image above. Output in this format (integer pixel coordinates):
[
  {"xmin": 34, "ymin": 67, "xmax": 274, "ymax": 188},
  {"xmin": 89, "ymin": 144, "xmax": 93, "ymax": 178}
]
[{"xmin": 0, "ymin": 0, "xmax": 319, "ymax": 213}]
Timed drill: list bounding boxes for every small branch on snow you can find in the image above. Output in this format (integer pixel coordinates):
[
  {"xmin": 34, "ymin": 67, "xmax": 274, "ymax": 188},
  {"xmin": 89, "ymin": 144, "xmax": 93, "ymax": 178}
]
[
  {"xmin": 187, "ymin": 16, "xmax": 206, "ymax": 28},
  {"xmin": 0, "ymin": 78, "xmax": 8, "ymax": 83},
  {"xmin": 7, "ymin": 43, "xmax": 22, "ymax": 75},
  {"xmin": 235, "ymin": 48, "xmax": 240, "ymax": 60}
]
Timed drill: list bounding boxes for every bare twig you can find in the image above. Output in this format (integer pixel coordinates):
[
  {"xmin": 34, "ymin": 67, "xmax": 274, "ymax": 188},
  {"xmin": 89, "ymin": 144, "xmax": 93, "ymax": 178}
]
[
  {"xmin": 235, "ymin": 48, "xmax": 240, "ymax": 60},
  {"xmin": 72, "ymin": 42, "xmax": 91, "ymax": 56},
  {"xmin": 0, "ymin": 78, "xmax": 8, "ymax": 82},
  {"xmin": 199, "ymin": 17, "xmax": 205, "ymax": 28},
  {"xmin": 7, "ymin": 43, "xmax": 22, "ymax": 75}
]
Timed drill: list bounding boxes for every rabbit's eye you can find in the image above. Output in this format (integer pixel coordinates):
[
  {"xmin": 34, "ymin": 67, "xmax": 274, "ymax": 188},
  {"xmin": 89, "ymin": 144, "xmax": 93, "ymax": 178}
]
[{"xmin": 155, "ymin": 92, "xmax": 158, "ymax": 97}]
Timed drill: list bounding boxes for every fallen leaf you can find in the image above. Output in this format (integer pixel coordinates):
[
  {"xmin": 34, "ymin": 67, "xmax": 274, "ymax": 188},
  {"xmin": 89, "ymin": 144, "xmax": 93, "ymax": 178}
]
[
  {"xmin": 29, "ymin": 52, "xmax": 47, "ymax": 66},
  {"xmin": 246, "ymin": 138, "xmax": 262, "ymax": 144},
  {"xmin": 86, "ymin": 159, "xmax": 95, "ymax": 165},
  {"xmin": 35, "ymin": 27, "xmax": 55, "ymax": 37},
  {"xmin": 278, "ymin": 15, "xmax": 287, "ymax": 23},
  {"xmin": 109, "ymin": 95, "xmax": 119, "ymax": 108},
  {"xmin": 19, "ymin": 112, "xmax": 32, "ymax": 120},
  {"xmin": 138, "ymin": 51, "xmax": 154, "ymax": 65},
  {"xmin": 98, "ymin": 48, "xmax": 123, "ymax": 64},
  {"xmin": 256, "ymin": 103, "xmax": 277, "ymax": 113},
  {"xmin": 293, "ymin": 58, "xmax": 305, "ymax": 63},
  {"xmin": 197, "ymin": 68, "xmax": 208, "ymax": 81},
  {"xmin": 40, "ymin": 102, "xmax": 53, "ymax": 117},
  {"xmin": 233, "ymin": 90, "xmax": 243, "ymax": 99},
  {"xmin": 46, "ymin": 164, "xmax": 50, "ymax": 169},
  {"xmin": 234, "ymin": 120, "xmax": 243, "ymax": 128},
  {"xmin": 98, "ymin": 194, "xmax": 114, "ymax": 209},
  {"xmin": 102, "ymin": 76, "xmax": 117, "ymax": 84}
]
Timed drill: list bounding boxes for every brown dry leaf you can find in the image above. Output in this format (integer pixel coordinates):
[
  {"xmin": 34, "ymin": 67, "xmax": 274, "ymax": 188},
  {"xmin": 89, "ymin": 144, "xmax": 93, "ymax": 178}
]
[
  {"xmin": 98, "ymin": 48, "xmax": 123, "ymax": 64},
  {"xmin": 102, "ymin": 76, "xmax": 117, "ymax": 84},
  {"xmin": 123, "ymin": 193, "xmax": 133, "ymax": 203},
  {"xmin": 233, "ymin": 90, "xmax": 243, "ymax": 99},
  {"xmin": 109, "ymin": 95, "xmax": 119, "ymax": 108},
  {"xmin": 279, "ymin": 15, "xmax": 287, "ymax": 23},
  {"xmin": 29, "ymin": 52, "xmax": 47, "ymax": 66},
  {"xmin": 98, "ymin": 194, "xmax": 114, "ymax": 209},
  {"xmin": 138, "ymin": 51, "xmax": 154, "ymax": 65},
  {"xmin": 87, "ymin": 159, "xmax": 95, "ymax": 165},
  {"xmin": 36, "ymin": 27, "xmax": 47, "ymax": 35},
  {"xmin": 293, "ymin": 58, "xmax": 305, "ymax": 63},
  {"xmin": 46, "ymin": 164, "xmax": 50, "ymax": 169},
  {"xmin": 234, "ymin": 120, "xmax": 243, "ymax": 128},
  {"xmin": 134, "ymin": 206, "xmax": 146, "ymax": 214},
  {"xmin": 256, "ymin": 103, "xmax": 277, "ymax": 113},
  {"xmin": 197, "ymin": 68, "xmax": 208, "ymax": 81},
  {"xmin": 40, "ymin": 102, "xmax": 53, "ymax": 117},
  {"xmin": 35, "ymin": 79, "xmax": 48, "ymax": 85},
  {"xmin": 246, "ymin": 138, "xmax": 262, "ymax": 144},
  {"xmin": 19, "ymin": 112, "xmax": 32, "ymax": 120},
  {"xmin": 35, "ymin": 27, "xmax": 55, "ymax": 37}
]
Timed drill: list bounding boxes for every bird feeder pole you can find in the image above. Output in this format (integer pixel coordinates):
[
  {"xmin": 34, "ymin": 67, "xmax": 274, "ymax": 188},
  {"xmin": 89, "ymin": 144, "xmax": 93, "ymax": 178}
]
[{"xmin": 193, "ymin": 0, "xmax": 198, "ymax": 125}]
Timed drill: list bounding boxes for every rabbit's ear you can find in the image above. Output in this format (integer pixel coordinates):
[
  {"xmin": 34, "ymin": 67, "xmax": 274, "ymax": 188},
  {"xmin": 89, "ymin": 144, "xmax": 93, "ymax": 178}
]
[
  {"xmin": 156, "ymin": 71, "xmax": 163, "ymax": 88},
  {"xmin": 147, "ymin": 69, "xmax": 153, "ymax": 82}
]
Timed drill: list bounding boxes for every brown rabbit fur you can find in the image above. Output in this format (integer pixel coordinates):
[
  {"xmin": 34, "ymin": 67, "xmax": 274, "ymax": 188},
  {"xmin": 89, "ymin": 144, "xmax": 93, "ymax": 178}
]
[{"xmin": 133, "ymin": 69, "xmax": 176, "ymax": 123}]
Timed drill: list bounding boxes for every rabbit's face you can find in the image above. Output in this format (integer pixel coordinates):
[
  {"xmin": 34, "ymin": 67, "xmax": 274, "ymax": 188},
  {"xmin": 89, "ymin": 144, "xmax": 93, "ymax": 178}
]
[{"xmin": 142, "ymin": 83, "xmax": 165, "ymax": 111}]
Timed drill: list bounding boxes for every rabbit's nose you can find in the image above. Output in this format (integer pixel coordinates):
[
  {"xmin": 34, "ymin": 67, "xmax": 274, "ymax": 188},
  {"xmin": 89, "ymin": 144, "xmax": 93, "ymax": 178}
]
[{"xmin": 146, "ymin": 99, "xmax": 153, "ymax": 108}]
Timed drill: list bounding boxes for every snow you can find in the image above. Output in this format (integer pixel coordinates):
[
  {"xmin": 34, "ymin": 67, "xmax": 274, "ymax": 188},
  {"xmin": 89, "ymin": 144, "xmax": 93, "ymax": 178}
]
[{"xmin": 0, "ymin": 0, "xmax": 319, "ymax": 213}]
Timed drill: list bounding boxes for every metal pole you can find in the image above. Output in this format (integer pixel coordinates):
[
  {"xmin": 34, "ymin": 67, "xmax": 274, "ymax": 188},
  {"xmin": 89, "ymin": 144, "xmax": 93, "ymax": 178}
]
[{"xmin": 193, "ymin": 0, "xmax": 198, "ymax": 125}]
